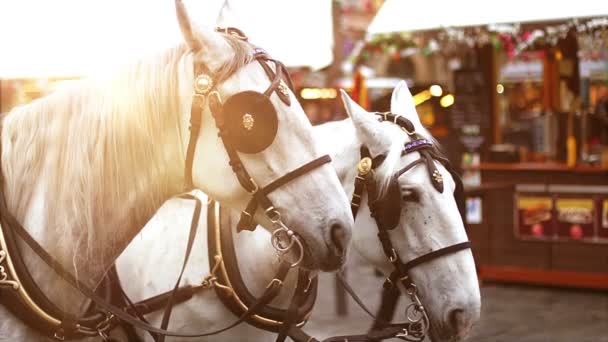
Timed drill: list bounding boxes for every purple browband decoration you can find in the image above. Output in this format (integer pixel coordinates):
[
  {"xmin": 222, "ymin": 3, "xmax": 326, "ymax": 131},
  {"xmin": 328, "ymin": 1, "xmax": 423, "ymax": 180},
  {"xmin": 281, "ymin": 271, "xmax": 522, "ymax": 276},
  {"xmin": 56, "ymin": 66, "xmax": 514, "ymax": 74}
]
[{"xmin": 403, "ymin": 138, "xmax": 433, "ymax": 153}]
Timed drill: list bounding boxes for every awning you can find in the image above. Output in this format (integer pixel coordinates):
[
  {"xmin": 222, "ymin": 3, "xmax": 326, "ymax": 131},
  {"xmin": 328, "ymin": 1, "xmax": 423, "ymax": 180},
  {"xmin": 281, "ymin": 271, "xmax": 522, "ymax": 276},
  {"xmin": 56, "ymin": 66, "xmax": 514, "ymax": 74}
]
[
  {"xmin": 0, "ymin": 0, "xmax": 333, "ymax": 79},
  {"xmin": 367, "ymin": 0, "xmax": 607, "ymax": 36}
]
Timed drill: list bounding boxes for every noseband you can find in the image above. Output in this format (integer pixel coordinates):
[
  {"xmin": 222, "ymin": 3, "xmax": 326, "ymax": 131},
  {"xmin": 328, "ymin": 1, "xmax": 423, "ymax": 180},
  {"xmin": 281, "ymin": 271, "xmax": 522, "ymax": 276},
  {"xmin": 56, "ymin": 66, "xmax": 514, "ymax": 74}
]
[
  {"xmin": 348, "ymin": 112, "xmax": 471, "ymax": 339},
  {"xmin": 184, "ymin": 27, "xmax": 331, "ymax": 238}
]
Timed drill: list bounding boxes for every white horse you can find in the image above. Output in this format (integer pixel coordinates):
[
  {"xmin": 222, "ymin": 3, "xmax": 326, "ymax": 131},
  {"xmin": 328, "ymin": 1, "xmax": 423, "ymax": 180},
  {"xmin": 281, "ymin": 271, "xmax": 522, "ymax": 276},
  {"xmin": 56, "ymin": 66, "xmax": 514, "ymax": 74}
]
[
  {"xmin": 0, "ymin": 2, "xmax": 352, "ymax": 341},
  {"xmin": 116, "ymin": 82, "xmax": 481, "ymax": 342}
]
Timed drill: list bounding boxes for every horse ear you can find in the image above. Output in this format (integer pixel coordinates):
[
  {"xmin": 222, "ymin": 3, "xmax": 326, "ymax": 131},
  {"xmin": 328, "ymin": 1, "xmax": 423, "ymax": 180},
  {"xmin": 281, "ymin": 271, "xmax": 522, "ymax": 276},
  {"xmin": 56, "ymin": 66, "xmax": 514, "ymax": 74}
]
[
  {"xmin": 175, "ymin": 0, "xmax": 202, "ymax": 52},
  {"xmin": 340, "ymin": 90, "xmax": 391, "ymax": 157},
  {"xmin": 390, "ymin": 80, "xmax": 422, "ymax": 127}
]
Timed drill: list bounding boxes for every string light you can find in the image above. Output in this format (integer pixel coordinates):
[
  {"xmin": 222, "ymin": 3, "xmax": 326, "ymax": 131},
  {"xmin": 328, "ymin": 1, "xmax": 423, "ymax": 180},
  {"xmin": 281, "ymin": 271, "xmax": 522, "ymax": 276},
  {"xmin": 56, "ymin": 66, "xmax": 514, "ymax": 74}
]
[
  {"xmin": 346, "ymin": 17, "xmax": 608, "ymax": 67},
  {"xmin": 440, "ymin": 94, "xmax": 455, "ymax": 108}
]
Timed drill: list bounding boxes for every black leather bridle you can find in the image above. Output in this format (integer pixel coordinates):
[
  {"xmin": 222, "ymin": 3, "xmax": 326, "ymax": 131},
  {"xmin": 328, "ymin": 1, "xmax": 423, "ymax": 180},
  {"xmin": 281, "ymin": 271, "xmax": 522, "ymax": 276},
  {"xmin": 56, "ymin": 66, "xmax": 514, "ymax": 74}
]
[
  {"xmin": 184, "ymin": 27, "xmax": 331, "ymax": 233},
  {"xmin": 341, "ymin": 112, "xmax": 472, "ymax": 341}
]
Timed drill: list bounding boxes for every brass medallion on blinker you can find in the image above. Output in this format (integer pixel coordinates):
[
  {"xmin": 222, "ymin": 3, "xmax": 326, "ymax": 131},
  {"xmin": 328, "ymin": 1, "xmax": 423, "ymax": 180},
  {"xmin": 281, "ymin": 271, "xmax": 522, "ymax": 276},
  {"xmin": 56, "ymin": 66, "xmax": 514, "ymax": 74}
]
[{"xmin": 222, "ymin": 90, "xmax": 278, "ymax": 154}]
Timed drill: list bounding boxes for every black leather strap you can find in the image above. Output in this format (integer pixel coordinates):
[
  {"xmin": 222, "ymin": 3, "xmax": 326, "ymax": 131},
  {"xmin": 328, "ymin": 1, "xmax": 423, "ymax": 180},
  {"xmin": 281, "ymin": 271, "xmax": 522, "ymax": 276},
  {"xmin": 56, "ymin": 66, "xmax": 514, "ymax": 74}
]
[
  {"xmin": 208, "ymin": 199, "xmax": 317, "ymax": 332},
  {"xmin": 157, "ymin": 193, "xmax": 202, "ymax": 342},
  {"xmin": 237, "ymin": 154, "xmax": 332, "ymax": 231},
  {"xmin": 1, "ymin": 196, "xmax": 290, "ymax": 338},
  {"xmin": 275, "ymin": 271, "xmax": 311, "ymax": 342},
  {"xmin": 183, "ymin": 97, "xmax": 204, "ymax": 189},
  {"xmin": 402, "ymin": 241, "xmax": 471, "ymax": 272},
  {"xmin": 370, "ymin": 279, "xmax": 401, "ymax": 332}
]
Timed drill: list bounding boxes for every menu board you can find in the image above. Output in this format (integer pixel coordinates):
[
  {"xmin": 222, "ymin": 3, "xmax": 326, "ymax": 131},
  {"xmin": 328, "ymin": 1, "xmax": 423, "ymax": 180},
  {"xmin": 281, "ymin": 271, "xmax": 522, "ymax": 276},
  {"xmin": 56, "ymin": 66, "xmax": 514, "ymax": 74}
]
[
  {"xmin": 516, "ymin": 196, "xmax": 553, "ymax": 240},
  {"xmin": 600, "ymin": 199, "xmax": 608, "ymax": 240},
  {"xmin": 556, "ymin": 198, "xmax": 594, "ymax": 240},
  {"xmin": 451, "ymin": 70, "xmax": 491, "ymax": 132}
]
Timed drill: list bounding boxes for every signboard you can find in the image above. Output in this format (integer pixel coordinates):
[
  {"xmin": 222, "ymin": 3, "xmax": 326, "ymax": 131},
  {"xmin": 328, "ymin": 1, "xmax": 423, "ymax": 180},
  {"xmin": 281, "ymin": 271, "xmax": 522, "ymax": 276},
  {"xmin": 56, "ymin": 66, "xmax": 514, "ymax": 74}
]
[
  {"xmin": 451, "ymin": 70, "xmax": 491, "ymax": 133},
  {"xmin": 516, "ymin": 196, "xmax": 553, "ymax": 240},
  {"xmin": 599, "ymin": 199, "xmax": 608, "ymax": 240},
  {"xmin": 466, "ymin": 197, "xmax": 482, "ymax": 224},
  {"xmin": 556, "ymin": 198, "xmax": 594, "ymax": 240}
]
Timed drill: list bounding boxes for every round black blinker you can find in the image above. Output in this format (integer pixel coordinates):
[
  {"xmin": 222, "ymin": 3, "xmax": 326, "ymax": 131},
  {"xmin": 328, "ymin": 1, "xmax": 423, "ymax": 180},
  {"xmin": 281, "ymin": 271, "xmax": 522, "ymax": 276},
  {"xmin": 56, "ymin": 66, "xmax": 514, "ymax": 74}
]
[
  {"xmin": 373, "ymin": 175, "xmax": 402, "ymax": 230},
  {"xmin": 222, "ymin": 91, "xmax": 278, "ymax": 154}
]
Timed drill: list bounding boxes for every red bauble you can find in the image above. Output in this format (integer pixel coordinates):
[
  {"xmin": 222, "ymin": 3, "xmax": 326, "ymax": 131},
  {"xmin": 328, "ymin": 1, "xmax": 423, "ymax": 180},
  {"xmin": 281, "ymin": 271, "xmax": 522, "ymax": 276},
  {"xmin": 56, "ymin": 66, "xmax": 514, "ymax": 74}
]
[
  {"xmin": 570, "ymin": 225, "xmax": 583, "ymax": 240},
  {"xmin": 531, "ymin": 223, "xmax": 544, "ymax": 237}
]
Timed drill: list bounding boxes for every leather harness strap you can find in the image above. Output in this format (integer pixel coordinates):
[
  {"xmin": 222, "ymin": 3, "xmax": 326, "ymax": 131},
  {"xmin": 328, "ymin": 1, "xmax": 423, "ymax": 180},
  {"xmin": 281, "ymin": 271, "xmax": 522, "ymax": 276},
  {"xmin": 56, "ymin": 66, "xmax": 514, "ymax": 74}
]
[
  {"xmin": 0, "ymin": 190, "xmax": 292, "ymax": 339},
  {"xmin": 237, "ymin": 155, "xmax": 332, "ymax": 231}
]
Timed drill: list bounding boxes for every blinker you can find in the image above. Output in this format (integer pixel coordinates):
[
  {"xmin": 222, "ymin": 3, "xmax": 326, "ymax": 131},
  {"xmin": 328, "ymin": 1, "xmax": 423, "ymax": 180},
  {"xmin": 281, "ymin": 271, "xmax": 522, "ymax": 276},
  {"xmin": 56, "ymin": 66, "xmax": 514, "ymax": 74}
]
[
  {"xmin": 222, "ymin": 91, "xmax": 278, "ymax": 154},
  {"xmin": 372, "ymin": 175, "xmax": 402, "ymax": 230}
]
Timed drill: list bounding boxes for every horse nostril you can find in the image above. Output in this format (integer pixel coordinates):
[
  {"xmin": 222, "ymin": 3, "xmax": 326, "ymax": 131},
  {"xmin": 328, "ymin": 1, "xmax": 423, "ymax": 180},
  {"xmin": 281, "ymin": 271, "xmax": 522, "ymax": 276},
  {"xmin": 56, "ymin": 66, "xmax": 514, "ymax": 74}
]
[
  {"xmin": 330, "ymin": 223, "xmax": 346, "ymax": 256},
  {"xmin": 448, "ymin": 308, "xmax": 473, "ymax": 338}
]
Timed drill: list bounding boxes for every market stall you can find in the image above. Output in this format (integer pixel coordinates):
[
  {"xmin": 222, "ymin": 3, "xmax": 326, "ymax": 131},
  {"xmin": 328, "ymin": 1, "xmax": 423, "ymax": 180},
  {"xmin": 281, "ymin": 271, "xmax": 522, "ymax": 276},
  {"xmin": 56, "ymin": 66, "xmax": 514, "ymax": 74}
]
[{"xmin": 361, "ymin": 0, "xmax": 608, "ymax": 289}]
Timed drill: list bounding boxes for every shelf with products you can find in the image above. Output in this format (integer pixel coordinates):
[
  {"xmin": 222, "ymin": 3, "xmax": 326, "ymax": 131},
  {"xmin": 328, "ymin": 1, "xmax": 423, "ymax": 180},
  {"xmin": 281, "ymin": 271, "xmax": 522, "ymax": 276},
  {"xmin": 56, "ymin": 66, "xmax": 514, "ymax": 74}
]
[{"xmin": 464, "ymin": 180, "xmax": 608, "ymax": 289}]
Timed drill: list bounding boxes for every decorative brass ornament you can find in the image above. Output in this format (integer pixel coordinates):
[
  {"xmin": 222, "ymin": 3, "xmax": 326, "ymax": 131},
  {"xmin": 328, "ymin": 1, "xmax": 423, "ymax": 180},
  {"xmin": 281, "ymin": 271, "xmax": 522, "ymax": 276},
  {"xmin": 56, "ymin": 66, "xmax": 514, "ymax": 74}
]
[
  {"xmin": 357, "ymin": 157, "xmax": 373, "ymax": 175},
  {"xmin": 0, "ymin": 225, "xmax": 61, "ymax": 326},
  {"xmin": 432, "ymin": 170, "xmax": 443, "ymax": 183},
  {"xmin": 242, "ymin": 113, "xmax": 254, "ymax": 130},
  {"xmin": 0, "ymin": 250, "xmax": 19, "ymax": 290},
  {"xmin": 194, "ymin": 74, "xmax": 213, "ymax": 94},
  {"xmin": 277, "ymin": 83, "xmax": 289, "ymax": 97}
]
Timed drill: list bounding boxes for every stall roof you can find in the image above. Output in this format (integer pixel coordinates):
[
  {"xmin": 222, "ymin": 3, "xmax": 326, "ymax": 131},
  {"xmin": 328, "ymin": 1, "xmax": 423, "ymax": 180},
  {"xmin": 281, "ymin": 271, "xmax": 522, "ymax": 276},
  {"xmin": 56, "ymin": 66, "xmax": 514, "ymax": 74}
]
[
  {"xmin": 367, "ymin": 0, "xmax": 607, "ymax": 36},
  {"xmin": 0, "ymin": 0, "xmax": 332, "ymax": 79}
]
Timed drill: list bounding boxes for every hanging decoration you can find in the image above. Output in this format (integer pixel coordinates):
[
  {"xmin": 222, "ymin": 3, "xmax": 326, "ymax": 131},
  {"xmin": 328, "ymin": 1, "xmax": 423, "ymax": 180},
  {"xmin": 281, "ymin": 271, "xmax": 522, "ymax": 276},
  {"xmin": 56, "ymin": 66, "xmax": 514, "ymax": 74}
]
[{"xmin": 348, "ymin": 17, "xmax": 608, "ymax": 66}]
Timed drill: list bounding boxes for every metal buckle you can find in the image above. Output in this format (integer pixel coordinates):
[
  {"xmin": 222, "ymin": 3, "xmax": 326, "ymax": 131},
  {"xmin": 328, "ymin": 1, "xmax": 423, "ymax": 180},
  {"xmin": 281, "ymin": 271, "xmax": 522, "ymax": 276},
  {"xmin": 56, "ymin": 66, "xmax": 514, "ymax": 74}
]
[
  {"xmin": 241, "ymin": 210, "xmax": 253, "ymax": 220},
  {"xmin": 95, "ymin": 313, "xmax": 114, "ymax": 340},
  {"xmin": 396, "ymin": 328, "xmax": 409, "ymax": 337},
  {"xmin": 53, "ymin": 331, "xmax": 65, "ymax": 341},
  {"xmin": 304, "ymin": 276, "xmax": 313, "ymax": 293},
  {"xmin": 247, "ymin": 178, "xmax": 259, "ymax": 194},
  {"xmin": 266, "ymin": 278, "xmax": 284, "ymax": 289},
  {"xmin": 265, "ymin": 206, "xmax": 280, "ymax": 223},
  {"xmin": 389, "ymin": 248, "xmax": 398, "ymax": 262},
  {"xmin": 402, "ymin": 126, "xmax": 416, "ymax": 136}
]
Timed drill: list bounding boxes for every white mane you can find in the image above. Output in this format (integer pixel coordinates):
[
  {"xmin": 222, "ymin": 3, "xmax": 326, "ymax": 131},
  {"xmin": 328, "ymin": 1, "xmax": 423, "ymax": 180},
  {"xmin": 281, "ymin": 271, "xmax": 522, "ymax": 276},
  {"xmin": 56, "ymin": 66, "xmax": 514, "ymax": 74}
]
[
  {"xmin": 1, "ymin": 44, "xmax": 191, "ymax": 269},
  {"xmin": 0, "ymin": 27, "xmax": 259, "ymax": 275}
]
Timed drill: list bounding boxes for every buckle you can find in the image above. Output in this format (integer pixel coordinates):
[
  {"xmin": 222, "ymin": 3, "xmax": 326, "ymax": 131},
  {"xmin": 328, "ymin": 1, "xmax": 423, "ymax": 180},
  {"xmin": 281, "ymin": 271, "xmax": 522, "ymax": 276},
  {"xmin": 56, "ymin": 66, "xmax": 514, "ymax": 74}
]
[
  {"xmin": 266, "ymin": 278, "xmax": 284, "ymax": 289},
  {"xmin": 246, "ymin": 178, "xmax": 259, "ymax": 194}
]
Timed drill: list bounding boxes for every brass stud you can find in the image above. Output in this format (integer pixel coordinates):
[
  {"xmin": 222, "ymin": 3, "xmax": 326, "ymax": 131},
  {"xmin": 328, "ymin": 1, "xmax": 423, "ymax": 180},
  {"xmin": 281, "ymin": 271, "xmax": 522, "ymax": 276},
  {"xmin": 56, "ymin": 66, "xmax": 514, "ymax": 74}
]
[
  {"xmin": 278, "ymin": 83, "xmax": 289, "ymax": 97},
  {"xmin": 357, "ymin": 157, "xmax": 373, "ymax": 175},
  {"xmin": 242, "ymin": 113, "xmax": 254, "ymax": 130},
  {"xmin": 194, "ymin": 74, "xmax": 213, "ymax": 94},
  {"xmin": 432, "ymin": 170, "xmax": 443, "ymax": 183},
  {"xmin": 0, "ymin": 251, "xmax": 20, "ymax": 290}
]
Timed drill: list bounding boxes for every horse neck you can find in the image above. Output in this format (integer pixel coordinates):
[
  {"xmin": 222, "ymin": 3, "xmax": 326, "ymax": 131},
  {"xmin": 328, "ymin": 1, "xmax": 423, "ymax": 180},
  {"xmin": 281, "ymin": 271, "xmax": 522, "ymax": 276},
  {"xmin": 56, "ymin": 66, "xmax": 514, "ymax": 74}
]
[
  {"xmin": 313, "ymin": 119, "xmax": 361, "ymax": 199},
  {"xmin": 0, "ymin": 49, "xmax": 189, "ymax": 307}
]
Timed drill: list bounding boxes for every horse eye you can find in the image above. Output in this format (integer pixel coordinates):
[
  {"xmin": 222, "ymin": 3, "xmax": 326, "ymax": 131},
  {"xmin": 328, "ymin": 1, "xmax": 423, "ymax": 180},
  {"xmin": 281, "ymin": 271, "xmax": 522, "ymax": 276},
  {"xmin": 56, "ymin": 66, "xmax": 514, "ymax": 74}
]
[{"xmin": 401, "ymin": 189, "xmax": 419, "ymax": 202}]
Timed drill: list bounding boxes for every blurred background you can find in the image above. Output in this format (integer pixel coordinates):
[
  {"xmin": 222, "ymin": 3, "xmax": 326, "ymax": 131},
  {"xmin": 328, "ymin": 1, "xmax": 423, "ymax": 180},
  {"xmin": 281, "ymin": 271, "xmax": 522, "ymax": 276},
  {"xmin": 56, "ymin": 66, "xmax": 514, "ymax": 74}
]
[{"xmin": 1, "ymin": 1, "xmax": 607, "ymax": 340}]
